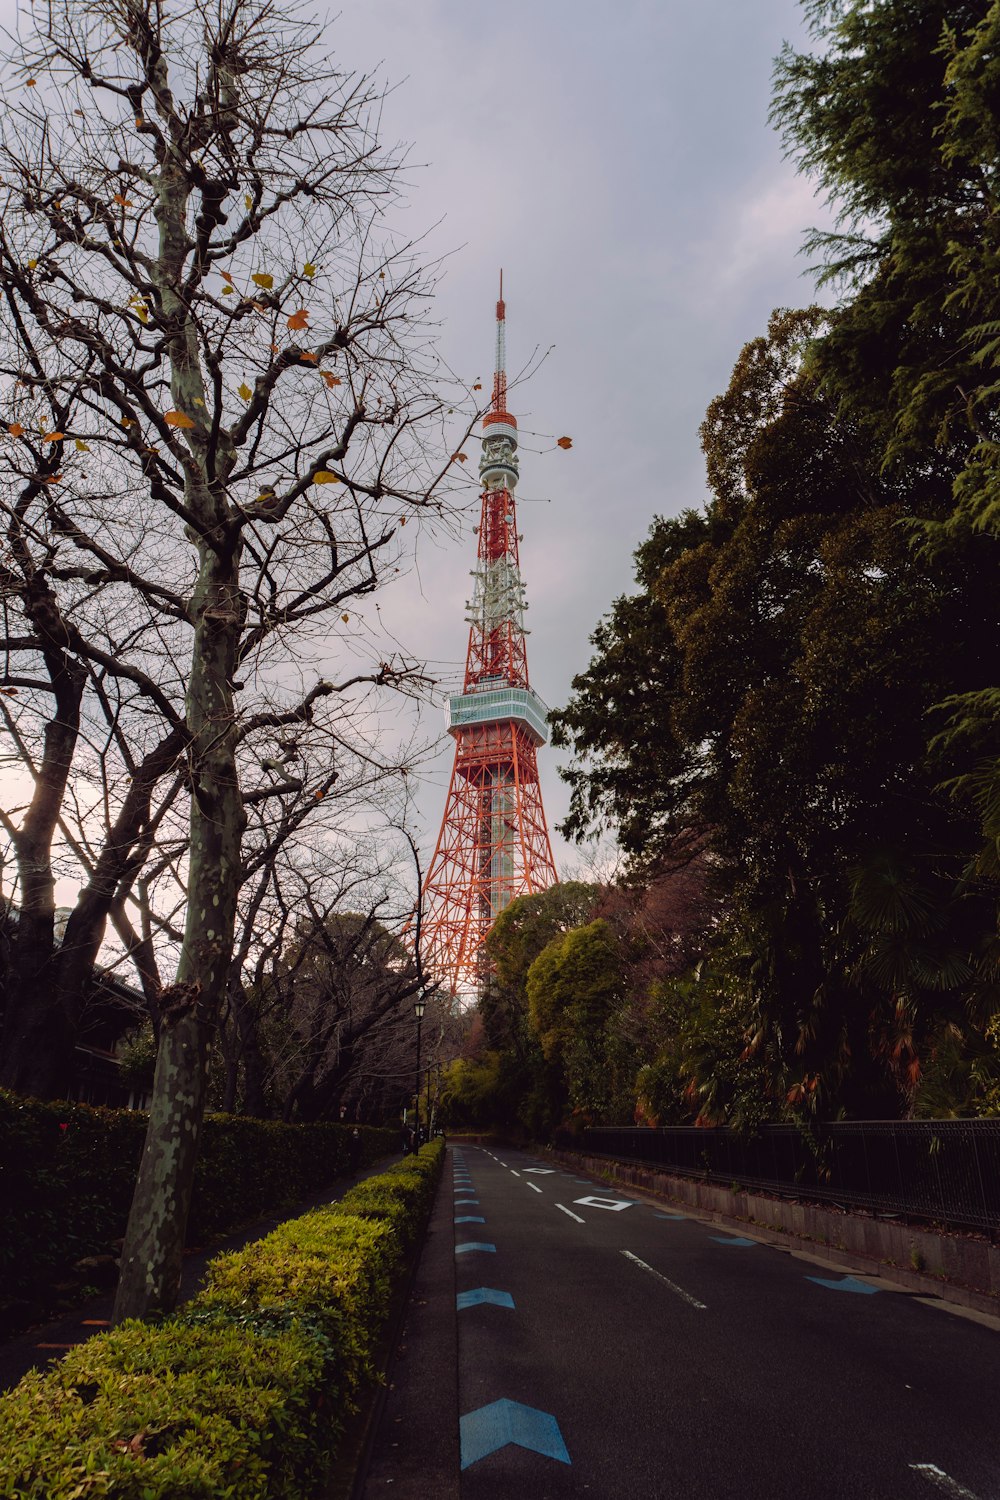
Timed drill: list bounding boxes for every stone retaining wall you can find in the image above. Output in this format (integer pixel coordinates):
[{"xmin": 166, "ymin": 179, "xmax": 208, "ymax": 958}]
[{"xmin": 551, "ymin": 1148, "xmax": 1000, "ymax": 1318}]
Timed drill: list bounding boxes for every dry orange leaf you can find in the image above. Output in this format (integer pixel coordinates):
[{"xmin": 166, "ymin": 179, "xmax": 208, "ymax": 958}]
[
  {"xmin": 270, "ymin": 343, "xmax": 282, "ymax": 353},
  {"xmin": 43, "ymin": 432, "xmax": 65, "ymax": 442},
  {"xmin": 286, "ymin": 307, "xmax": 309, "ymax": 331},
  {"xmin": 341, "ymin": 614, "xmax": 350, "ymax": 622},
  {"xmin": 321, "ymin": 371, "xmax": 342, "ymax": 388},
  {"xmin": 313, "ymin": 470, "xmax": 339, "ymax": 485},
  {"xmin": 472, "ymin": 383, "xmax": 482, "ymax": 391},
  {"xmin": 557, "ymin": 435, "xmax": 573, "ymax": 449},
  {"xmin": 113, "ymin": 193, "xmax": 133, "ymax": 207},
  {"xmin": 8, "ymin": 422, "xmax": 24, "ymax": 437},
  {"xmin": 300, "ymin": 350, "xmax": 318, "ymax": 363},
  {"xmin": 251, "ymin": 272, "xmax": 273, "ymax": 290},
  {"xmin": 452, "ymin": 452, "xmax": 468, "ymax": 463},
  {"xmin": 237, "ymin": 382, "xmax": 253, "ymax": 401},
  {"xmin": 164, "ymin": 410, "xmax": 196, "ymax": 429},
  {"xmin": 25, "ymin": 78, "xmax": 36, "ymax": 87}
]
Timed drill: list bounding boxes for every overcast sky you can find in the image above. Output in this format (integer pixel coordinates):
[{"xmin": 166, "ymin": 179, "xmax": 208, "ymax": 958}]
[
  {"xmin": 0, "ymin": 0, "xmax": 832, "ymax": 889},
  {"xmin": 324, "ymin": 0, "xmax": 832, "ymax": 872}
]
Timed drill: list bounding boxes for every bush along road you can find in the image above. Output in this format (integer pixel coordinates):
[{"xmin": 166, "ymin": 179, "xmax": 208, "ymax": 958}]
[{"xmin": 0, "ymin": 1141, "xmax": 444, "ymax": 1499}]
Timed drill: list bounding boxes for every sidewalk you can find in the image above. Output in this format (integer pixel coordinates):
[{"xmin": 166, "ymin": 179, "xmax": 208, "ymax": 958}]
[
  {"xmin": 0, "ymin": 1153, "xmax": 404, "ymax": 1394},
  {"xmin": 362, "ymin": 1145, "xmax": 460, "ymax": 1500}
]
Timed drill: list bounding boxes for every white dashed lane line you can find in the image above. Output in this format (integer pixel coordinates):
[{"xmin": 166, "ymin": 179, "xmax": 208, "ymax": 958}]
[
  {"xmin": 910, "ymin": 1464, "xmax": 982, "ymax": 1499},
  {"xmin": 622, "ymin": 1250, "xmax": 707, "ymax": 1311},
  {"xmin": 527, "ymin": 1182, "xmax": 542, "ymax": 1193},
  {"xmin": 555, "ymin": 1203, "xmax": 585, "ymax": 1223}
]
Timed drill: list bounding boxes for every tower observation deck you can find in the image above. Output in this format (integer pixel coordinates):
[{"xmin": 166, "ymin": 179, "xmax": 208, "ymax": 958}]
[{"xmin": 420, "ymin": 282, "xmax": 558, "ymax": 995}]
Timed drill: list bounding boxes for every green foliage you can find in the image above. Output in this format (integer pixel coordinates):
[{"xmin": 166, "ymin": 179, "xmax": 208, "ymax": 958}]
[
  {"xmin": 772, "ymin": 0, "xmax": 1000, "ymax": 876},
  {"xmin": 552, "ymin": 293, "xmax": 1000, "ymax": 1121},
  {"xmin": 526, "ymin": 920, "xmax": 624, "ymax": 1119},
  {"xmin": 0, "ymin": 1142, "xmax": 444, "ymax": 1500},
  {"xmin": 0, "ymin": 1089, "xmax": 395, "ymax": 1313}
]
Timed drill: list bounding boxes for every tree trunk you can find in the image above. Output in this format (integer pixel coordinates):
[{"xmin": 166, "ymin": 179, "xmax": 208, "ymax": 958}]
[
  {"xmin": 113, "ymin": 555, "xmax": 244, "ymax": 1320},
  {"xmin": 0, "ymin": 629, "xmax": 85, "ymax": 1098},
  {"xmin": 113, "ymin": 120, "xmax": 244, "ymax": 1320},
  {"xmin": 230, "ymin": 979, "xmax": 270, "ymax": 1117}
]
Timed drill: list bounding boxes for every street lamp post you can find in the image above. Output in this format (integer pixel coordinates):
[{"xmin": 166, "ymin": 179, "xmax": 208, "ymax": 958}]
[{"xmin": 413, "ymin": 990, "xmax": 426, "ymax": 1151}]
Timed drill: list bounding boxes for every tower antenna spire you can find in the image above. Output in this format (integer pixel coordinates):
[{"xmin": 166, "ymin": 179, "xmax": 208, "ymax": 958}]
[{"xmin": 492, "ymin": 269, "xmax": 507, "ymax": 416}]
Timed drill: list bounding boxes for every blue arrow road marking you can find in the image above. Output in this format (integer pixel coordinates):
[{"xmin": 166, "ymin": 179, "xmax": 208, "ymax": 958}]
[
  {"xmin": 460, "ymin": 1399, "xmax": 571, "ymax": 1470},
  {"xmin": 454, "ymin": 1215, "xmax": 486, "ymax": 1224},
  {"xmin": 455, "ymin": 1198, "xmax": 479, "ymax": 1206},
  {"xmin": 456, "ymin": 1287, "xmax": 515, "ymax": 1311},
  {"xmin": 455, "ymin": 1242, "xmax": 496, "ymax": 1255},
  {"xmin": 807, "ymin": 1274, "xmax": 880, "ymax": 1294},
  {"xmin": 710, "ymin": 1235, "xmax": 757, "ymax": 1247},
  {"xmin": 655, "ymin": 1212, "xmax": 687, "ymax": 1220}
]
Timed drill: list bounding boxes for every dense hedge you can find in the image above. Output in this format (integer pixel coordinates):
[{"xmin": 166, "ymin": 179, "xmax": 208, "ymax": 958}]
[
  {"xmin": 0, "ymin": 1089, "xmax": 396, "ymax": 1315},
  {"xmin": 0, "ymin": 1141, "xmax": 444, "ymax": 1499}
]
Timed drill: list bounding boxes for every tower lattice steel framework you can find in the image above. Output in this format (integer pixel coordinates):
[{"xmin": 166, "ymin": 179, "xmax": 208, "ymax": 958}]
[{"xmin": 421, "ymin": 283, "xmax": 557, "ymax": 995}]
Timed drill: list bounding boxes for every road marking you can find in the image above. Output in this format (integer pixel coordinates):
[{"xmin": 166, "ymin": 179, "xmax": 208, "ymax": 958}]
[
  {"xmin": 510, "ymin": 1169, "xmax": 521, "ymax": 1176},
  {"xmin": 455, "ymin": 1215, "xmax": 486, "ymax": 1224},
  {"xmin": 555, "ymin": 1203, "xmax": 585, "ymax": 1223},
  {"xmin": 527, "ymin": 1181, "xmax": 543, "ymax": 1193},
  {"xmin": 622, "ymin": 1250, "xmax": 707, "ymax": 1310},
  {"xmin": 460, "ymin": 1399, "xmax": 571, "ymax": 1469},
  {"xmin": 807, "ymin": 1274, "xmax": 879, "ymax": 1295},
  {"xmin": 574, "ymin": 1195, "xmax": 633, "ymax": 1212},
  {"xmin": 455, "ymin": 1198, "xmax": 479, "ymax": 1206},
  {"xmin": 455, "ymin": 1242, "xmax": 496, "ymax": 1255},
  {"xmin": 710, "ymin": 1235, "xmax": 757, "ymax": 1247},
  {"xmin": 523, "ymin": 1167, "xmax": 556, "ymax": 1174},
  {"xmin": 457, "ymin": 1287, "xmax": 516, "ymax": 1311},
  {"xmin": 910, "ymin": 1464, "xmax": 982, "ymax": 1498}
]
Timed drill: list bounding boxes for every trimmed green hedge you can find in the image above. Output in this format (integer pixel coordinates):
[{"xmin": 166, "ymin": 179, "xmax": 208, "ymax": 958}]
[
  {"xmin": 0, "ymin": 1141, "xmax": 444, "ymax": 1499},
  {"xmin": 0, "ymin": 1089, "xmax": 396, "ymax": 1315}
]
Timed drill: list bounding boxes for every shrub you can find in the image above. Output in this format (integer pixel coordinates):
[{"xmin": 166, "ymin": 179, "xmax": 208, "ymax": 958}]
[
  {"xmin": 0, "ymin": 1141, "xmax": 444, "ymax": 1500},
  {"xmin": 0, "ymin": 1089, "xmax": 395, "ymax": 1313}
]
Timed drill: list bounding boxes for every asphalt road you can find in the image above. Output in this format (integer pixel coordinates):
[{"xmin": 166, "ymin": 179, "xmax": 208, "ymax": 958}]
[{"xmin": 369, "ymin": 1143, "xmax": 1000, "ymax": 1500}]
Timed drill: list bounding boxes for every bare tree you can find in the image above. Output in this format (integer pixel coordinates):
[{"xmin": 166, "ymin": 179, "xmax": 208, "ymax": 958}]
[{"xmin": 0, "ymin": 0, "xmax": 472, "ymax": 1320}]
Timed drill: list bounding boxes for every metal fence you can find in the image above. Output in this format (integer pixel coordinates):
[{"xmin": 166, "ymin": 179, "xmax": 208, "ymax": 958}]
[{"xmin": 578, "ymin": 1121, "xmax": 1000, "ymax": 1234}]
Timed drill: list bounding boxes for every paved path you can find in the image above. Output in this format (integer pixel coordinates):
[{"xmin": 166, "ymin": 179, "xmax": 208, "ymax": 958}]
[
  {"xmin": 367, "ymin": 1144, "xmax": 1000, "ymax": 1500},
  {"xmin": 0, "ymin": 1153, "xmax": 404, "ymax": 1394}
]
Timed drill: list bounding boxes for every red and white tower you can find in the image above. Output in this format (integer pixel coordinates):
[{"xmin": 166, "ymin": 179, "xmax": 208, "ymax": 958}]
[{"xmin": 421, "ymin": 282, "xmax": 558, "ymax": 995}]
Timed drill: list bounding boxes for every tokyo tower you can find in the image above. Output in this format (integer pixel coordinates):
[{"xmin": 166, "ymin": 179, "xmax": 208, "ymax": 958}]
[{"xmin": 421, "ymin": 281, "xmax": 558, "ymax": 995}]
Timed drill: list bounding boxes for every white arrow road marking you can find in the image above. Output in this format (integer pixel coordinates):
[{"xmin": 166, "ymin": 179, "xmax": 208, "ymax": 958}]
[
  {"xmin": 910, "ymin": 1465, "xmax": 982, "ymax": 1498},
  {"xmin": 622, "ymin": 1250, "xmax": 707, "ymax": 1310},
  {"xmin": 527, "ymin": 1182, "xmax": 542, "ymax": 1193},
  {"xmin": 555, "ymin": 1203, "xmax": 585, "ymax": 1223}
]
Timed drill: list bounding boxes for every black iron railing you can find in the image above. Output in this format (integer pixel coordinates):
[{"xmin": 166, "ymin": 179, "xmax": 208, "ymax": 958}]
[{"xmin": 577, "ymin": 1121, "xmax": 1000, "ymax": 1234}]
